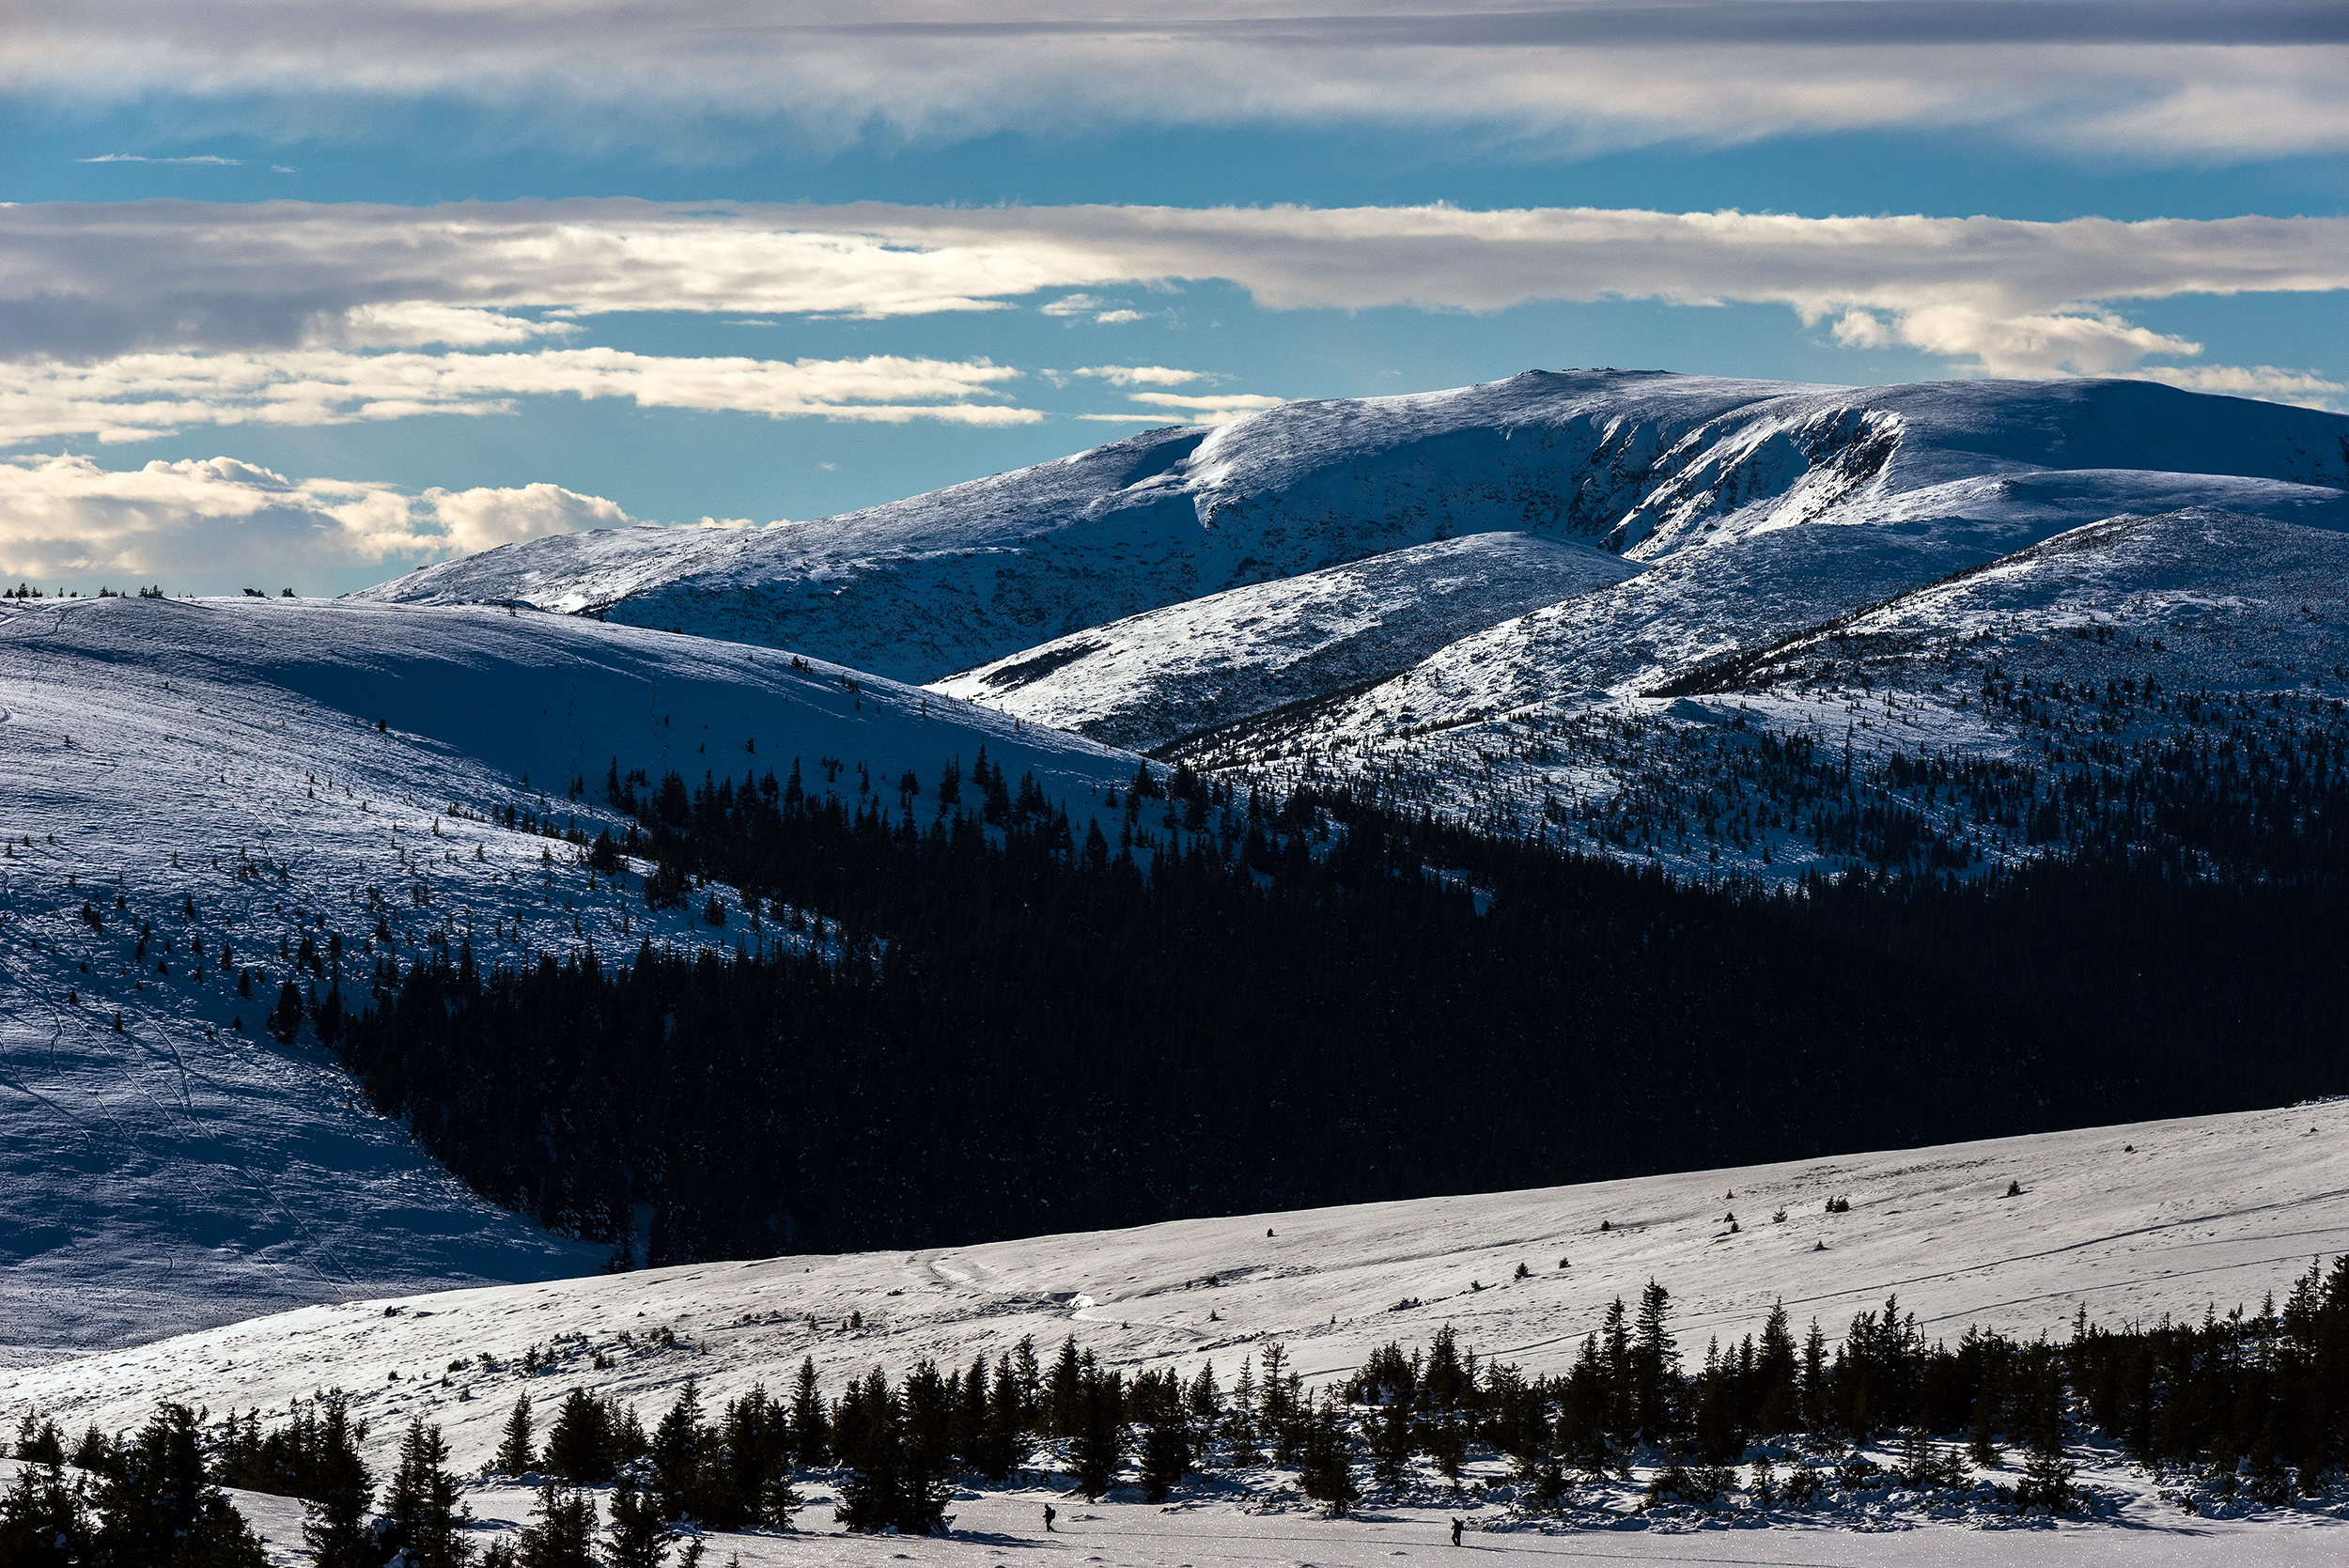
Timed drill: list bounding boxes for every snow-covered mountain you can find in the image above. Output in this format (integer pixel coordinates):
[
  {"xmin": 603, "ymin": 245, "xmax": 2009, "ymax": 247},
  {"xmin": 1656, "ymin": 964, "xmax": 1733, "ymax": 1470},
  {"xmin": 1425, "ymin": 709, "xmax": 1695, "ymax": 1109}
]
[
  {"xmin": 0, "ymin": 596, "xmax": 1136, "ymax": 1365},
  {"xmin": 6, "ymin": 1099, "xmax": 2343, "ymax": 1563},
  {"xmin": 357, "ymin": 372, "xmax": 2349, "ymax": 700},
  {"xmin": 929, "ymin": 532, "xmax": 1640, "ymax": 751}
]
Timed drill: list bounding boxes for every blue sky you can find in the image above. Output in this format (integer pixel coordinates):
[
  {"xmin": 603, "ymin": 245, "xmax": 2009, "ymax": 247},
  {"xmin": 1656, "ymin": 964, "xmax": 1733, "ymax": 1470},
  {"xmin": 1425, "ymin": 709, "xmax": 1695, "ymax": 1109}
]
[{"xmin": 3, "ymin": 0, "xmax": 2345, "ymax": 595}]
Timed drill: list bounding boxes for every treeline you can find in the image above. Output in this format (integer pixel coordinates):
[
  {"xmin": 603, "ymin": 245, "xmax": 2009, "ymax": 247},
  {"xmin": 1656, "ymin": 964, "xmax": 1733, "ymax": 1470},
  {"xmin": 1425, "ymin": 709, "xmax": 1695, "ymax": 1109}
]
[{"xmin": 333, "ymin": 755, "xmax": 2271, "ymax": 1263}]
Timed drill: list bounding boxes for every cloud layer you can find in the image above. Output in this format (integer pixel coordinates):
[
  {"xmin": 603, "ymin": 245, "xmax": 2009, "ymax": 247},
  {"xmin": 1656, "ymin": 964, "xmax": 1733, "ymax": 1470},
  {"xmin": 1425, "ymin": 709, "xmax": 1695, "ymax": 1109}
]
[
  {"xmin": 9, "ymin": 1, "xmax": 2344, "ymax": 160},
  {"xmin": 7, "ymin": 200, "xmax": 2343, "ymax": 403},
  {"xmin": 0, "ymin": 451, "xmax": 646, "ymax": 588},
  {"xmin": 0, "ymin": 348, "xmax": 1036, "ymax": 444}
]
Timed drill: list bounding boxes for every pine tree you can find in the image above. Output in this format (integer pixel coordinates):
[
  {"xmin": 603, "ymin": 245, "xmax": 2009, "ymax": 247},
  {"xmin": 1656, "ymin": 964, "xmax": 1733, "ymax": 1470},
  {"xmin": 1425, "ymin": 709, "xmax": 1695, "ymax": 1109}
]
[
  {"xmin": 600, "ymin": 1473, "xmax": 674, "ymax": 1568},
  {"xmin": 0, "ymin": 1448, "xmax": 94, "ymax": 1565},
  {"xmin": 1370, "ymin": 1397, "xmax": 1413, "ymax": 1488},
  {"xmin": 1632, "ymin": 1280, "xmax": 1679, "ymax": 1442},
  {"xmin": 788, "ymin": 1358, "xmax": 829, "ymax": 1469},
  {"xmin": 498, "ymin": 1394, "xmax": 537, "ymax": 1475},
  {"xmin": 1297, "ymin": 1402, "xmax": 1361, "ymax": 1516},
  {"xmin": 300, "ymin": 1394, "xmax": 376, "ymax": 1568},
  {"xmin": 519, "ymin": 1483, "xmax": 597, "ymax": 1568},
  {"xmin": 381, "ymin": 1416, "xmax": 472, "ymax": 1568},
  {"xmin": 975, "ymin": 1356, "xmax": 1022, "ymax": 1481},
  {"xmin": 647, "ymin": 1380, "xmax": 705, "ymax": 1524},
  {"xmin": 267, "ymin": 977, "xmax": 304, "ymax": 1043},
  {"xmin": 546, "ymin": 1389, "xmax": 614, "ymax": 1484},
  {"xmin": 1068, "ymin": 1363, "xmax": 1124, "ymax": 1501},
  {"xmin": 2016, "ymin": 1408, "xmax": 2073, "ymax": 1513},
  {"xmin": 1139, "ymin": 1400, "xmax": 1189, "ymax": 1503}
]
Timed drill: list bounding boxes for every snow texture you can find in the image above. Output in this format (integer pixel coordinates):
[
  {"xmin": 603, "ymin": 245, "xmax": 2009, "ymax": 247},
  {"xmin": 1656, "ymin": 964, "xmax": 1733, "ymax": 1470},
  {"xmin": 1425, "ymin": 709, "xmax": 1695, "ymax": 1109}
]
[
  {"xmin": 0, "ymin": 596, "xmax": 1137, "ymax": 1365},
  {"xmin": 929, "ymin": 532, "xmax": 1641, "ymax": 752},
  {"xmin": 6, "ymin": 1100, "xmax": 2348, "ymax": 1562},
  {"xmin": 359, "ymin": 372, "xmax": 2349, "ymax": 697}
]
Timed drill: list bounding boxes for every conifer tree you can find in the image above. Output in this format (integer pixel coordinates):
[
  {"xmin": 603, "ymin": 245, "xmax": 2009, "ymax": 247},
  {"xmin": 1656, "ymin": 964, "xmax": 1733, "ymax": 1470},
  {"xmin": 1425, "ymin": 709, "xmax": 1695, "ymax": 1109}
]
[
  {"xmin": 647, "ymin": 1380, "xmax": 705, "ymax": 1523},
  {"xmin": 519, "ymin": 1484, "xmax": 597, "ymax": 1568},
  {"xmin": 300, "ymin": 1393, "xmax": 376, "ymax": 1568},
  {"xmin": 1139, "ymin": 1399, "xmax": 1189, "ymax": 1503},
  {"xmin": 788, "ymin": 1358, "xmax": 829, "ymax": 1469},
  {"xmin": 600, "ymin": 1473, "xmax": 674, "ymax": 1568},
  {"xmin": 0, "ymin": 1447, "xmax": 94, "ymax": 1565},
  {"xmin": 1297, "ymin": 1402, "xmax": 1361, "ymax": 1516},
  {"xmin": 498, "ymin": 1394, "xmax": 537, "ymax": 1475},
  {"xmin": 381, "ymin": 1416, "xmax": 472, "ymax": 1568}
]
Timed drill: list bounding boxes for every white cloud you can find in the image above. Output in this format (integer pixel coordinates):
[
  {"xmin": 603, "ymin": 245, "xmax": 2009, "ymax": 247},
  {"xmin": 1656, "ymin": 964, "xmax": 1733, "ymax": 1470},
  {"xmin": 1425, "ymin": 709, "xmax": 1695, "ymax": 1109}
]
[
  {"xmin": 5, "ymin": 200, "xmax": 2343, "ymax": 396},
  {"xmin": 0, "ymin": 451, "xmax": 638, "ymax": 586},
  {"xmin": 77, "ymin": 153, "xmax": 242, "ymax": 165},
  {"xmin": 1073, "ymin": 365, "xmax": 1204, "ymax": 386},
  {"xmin": 1128, "ymin": 391, "xmax": 1287, "ymax": 424},
  {"xmin": 8, "ymin": 2, "xmax": 2344, "ymax": 162},
  {"xmin": 0, "ymin": 349, "xmax": 1037, "ymax": 444}
]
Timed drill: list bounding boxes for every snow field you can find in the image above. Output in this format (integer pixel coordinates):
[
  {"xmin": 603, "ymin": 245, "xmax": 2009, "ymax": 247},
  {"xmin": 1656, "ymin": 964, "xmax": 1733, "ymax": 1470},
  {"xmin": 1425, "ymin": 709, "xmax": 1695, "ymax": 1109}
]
[{"xmin": 0, "ymin": 596, "xmax": 1140, "ymax": 1362}]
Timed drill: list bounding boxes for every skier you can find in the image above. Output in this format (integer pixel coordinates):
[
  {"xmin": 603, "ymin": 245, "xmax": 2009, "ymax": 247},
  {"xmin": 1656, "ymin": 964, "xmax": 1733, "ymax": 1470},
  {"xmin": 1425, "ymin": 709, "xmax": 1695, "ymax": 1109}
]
[
  {"xmin": 1043, "ymin": 1503, "xmax": 1057, "ymax": 1533},
  {"xmin": 1450, "ymin": 1516, "xmax": 1464, "ymax": 1546}
]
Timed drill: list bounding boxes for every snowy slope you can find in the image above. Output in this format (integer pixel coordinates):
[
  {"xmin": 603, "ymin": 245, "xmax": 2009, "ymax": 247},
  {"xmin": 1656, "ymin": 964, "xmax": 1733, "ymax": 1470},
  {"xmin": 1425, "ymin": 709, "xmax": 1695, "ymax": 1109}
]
[
  {"xmin": 1182, "ymin": 506, "xmax": 2349, "ymax": 880},
  {"xmin": 358, "ymin": 373, "xmax": 2349, "ymax": 691},
  {"xmin": 5, "ymin": 1100, "xmax": 2346, "ymax": 1562},
  {"xmin": 0, "ymin": 597, "xmax": 1137, "ymax": 1365},
  {"xmin": 928, "ymin": 532, "xmax": 1640, "ymax": 751}
]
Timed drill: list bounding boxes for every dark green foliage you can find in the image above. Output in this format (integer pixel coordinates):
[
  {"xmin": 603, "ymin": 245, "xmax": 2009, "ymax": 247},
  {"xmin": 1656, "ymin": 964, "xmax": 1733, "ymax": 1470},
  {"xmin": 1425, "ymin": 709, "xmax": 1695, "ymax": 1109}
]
[
  {"xmin": 518, "ymin": 1484, "xmax": 596, "ymax": 1568},
  {"xmin": 496, "ymin": 1394, "xmax": 537, "ymax": 1476},
  {"xmin": 599, "ymin": 1474, "xmax": 672, "ymax": 1568},
  {"xmin": 1067, "ymin": 1360, "xmax": 1125, "ymax": 1502},
  {"xmin": 290, "ymin": 1395, "xmax": 374, "ymax": 1568},
  {"xmin": 334, "ymin": 770, "xmax": 2267, "ymax": 1264},
  {"xmin": 543, "ymin": 1390, "xmax": 641, "ymax": 1486},
  {"xmin": 380, "ymin": 1418, "xmax": 471, "ymax": 1568},
  {"xmin": 1137, "ymin": 1386, "xmax": 1190, "ymax": 1503},
  {"xmin": 1297, "ymin": 1403, "xmax": 1360, "ymax": 1515},
  {"xmin": 95, "ymin": 1405, "xmax": 268, "ymax": 1568},
  {"xmin": 0, "ymin": 1455, "xmax": 93, "ymax": 1567},
  {"xmin": 266, "ymin": 979, "xmax": 303, "ymax": 1045},
  {"xmin": 787, "ymin": 1358, "xmax": 829, "ymax": 1470},
  {"xmin": 832, "ymin": 1370, "xmax": 951, "ymax": 1536}
]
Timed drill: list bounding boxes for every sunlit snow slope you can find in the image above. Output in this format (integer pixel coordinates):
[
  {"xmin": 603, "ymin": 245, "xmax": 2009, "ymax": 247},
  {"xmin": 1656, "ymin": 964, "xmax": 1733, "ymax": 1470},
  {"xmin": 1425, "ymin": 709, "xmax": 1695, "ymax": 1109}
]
[
  {"xmin": 361, "ymin": 373, "xmax": 2349, "ymax": 698},
  {"xmin": 0, "ymin": 597, "xmax": 1136, "ymax": 1364},
  {"xmin": 5, "ymin": 1101, "xmax": 2343, "ymax": 1542}
]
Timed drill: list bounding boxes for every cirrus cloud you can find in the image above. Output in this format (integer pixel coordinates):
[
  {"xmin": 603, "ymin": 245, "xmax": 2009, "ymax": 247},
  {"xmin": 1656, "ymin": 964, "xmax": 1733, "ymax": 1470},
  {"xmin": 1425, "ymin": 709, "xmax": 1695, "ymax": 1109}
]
[
  {"xmin": 6, "ymin": 200, "xmax": 2345, "ymax": 396},
  {"xmin": 7, "ymin": 1, "xmax": 2344, "ymax": 162},
  {"xmin": 0, "ymin": 348, "xmax": 1037, "ymax": 445}
]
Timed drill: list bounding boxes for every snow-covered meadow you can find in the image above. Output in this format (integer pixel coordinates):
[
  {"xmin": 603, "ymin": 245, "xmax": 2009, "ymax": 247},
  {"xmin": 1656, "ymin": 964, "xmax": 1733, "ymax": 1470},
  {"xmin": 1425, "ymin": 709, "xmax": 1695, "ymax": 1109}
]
[{"xmin": 7, "ymin": 1100, "xmax": 2348, "ymax": 1562}]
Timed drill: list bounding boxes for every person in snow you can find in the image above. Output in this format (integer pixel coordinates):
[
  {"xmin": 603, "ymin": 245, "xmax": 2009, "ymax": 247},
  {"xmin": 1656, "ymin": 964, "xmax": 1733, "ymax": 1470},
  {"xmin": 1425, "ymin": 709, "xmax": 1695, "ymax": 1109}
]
[
  {"xmin": 1450, "ymin": 1517, "xmax": 1464, "ymax": 1546},
  {"xmin": 1043, "ymin": 1503, "xmax": 1057, "ymax": 1532}
]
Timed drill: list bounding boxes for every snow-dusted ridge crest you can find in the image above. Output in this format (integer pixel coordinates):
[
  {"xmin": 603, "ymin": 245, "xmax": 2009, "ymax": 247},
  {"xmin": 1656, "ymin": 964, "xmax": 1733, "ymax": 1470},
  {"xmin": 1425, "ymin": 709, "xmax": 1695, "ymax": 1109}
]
[
  {"xmin": 0, "ymin": 596, "xmax": 1140, "ymax": 1364},
  {"xmin": 357, "ymin": 371, "xmax": 2349, "ymax": 695}
]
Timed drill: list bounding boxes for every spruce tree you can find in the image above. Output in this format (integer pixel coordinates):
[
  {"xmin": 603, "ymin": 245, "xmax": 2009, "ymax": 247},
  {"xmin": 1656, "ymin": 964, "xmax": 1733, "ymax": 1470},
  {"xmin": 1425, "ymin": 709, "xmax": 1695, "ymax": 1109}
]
[
  {"xmin": 267, "ymin": 978, "xmax": 304, "ymax": 1044},
  {"xmin": 546, "ymin": 1389, "xmax": 614, "ymax": 1484},
  {"xmin": 599, "ymin": 1473, "xmax": 674, "ymax": 1568},
  {"xmin": 1139, "ymin": 1400, "xmax": 1189, "ymax": 1503},
  {"xmin": 1, "ymin": 1447, "xmax": 93, "ymax": 1565},
  {"xmin": 1297, "ymin": 1403, "xmax": 1361, "ymax": 1516},
  {"xmin": 647, "ymin": 1380, "xmax": 705, "ymax": 1524},
  {"xmin": 300, "ymin": 1394, "xmax": 376, "ymax": 1568},
  {"xmin": 518, "ymin": 1484, "xmax": 597, "ymax": 1568},
  {"xmin": 787, "ymin": 1358, "xmax": 829, "ymax": 1469},
  {"xmin": 381, "ymin": 1417, "xmax": 472, "ymax": 1568},
  {"xmin": 1068, "ymin": 1364, "xmax": 1124, "ymax": 1501},
  {"xmin": 498, "ymin": 1394, "xmax": 537, "ymax": 1475}
]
